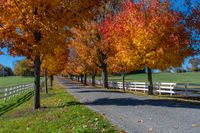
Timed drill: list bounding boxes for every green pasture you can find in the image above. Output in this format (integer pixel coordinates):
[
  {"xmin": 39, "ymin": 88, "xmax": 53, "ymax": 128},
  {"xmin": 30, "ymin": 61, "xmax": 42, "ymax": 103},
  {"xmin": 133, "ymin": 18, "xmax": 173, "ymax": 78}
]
[{"xmin": 94, "ymin": 72, "xmax": 200, "ymax": 84}]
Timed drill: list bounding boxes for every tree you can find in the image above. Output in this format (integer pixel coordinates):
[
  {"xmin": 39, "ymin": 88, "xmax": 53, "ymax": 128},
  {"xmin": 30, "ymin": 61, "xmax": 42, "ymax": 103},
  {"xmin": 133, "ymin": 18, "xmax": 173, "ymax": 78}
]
[
  {"xmin": 184, "ymin": 0, "xmax": 200, "ymax": 54},
  {"xmin": 0, "ymin": 64, "xmax": 13, "ymax": 76},
  {"xmin": 71, "ymin": 21, "xmax": 114, "ymax": 88},
  {"xmin": 63, "ymin": 0, "xmax": 128, "ymax": 88},
  {"xmin": 42, "ymin": 46, "xmax": 68, "ymax": 93},
  {"xmin": 189, "ymin": 58, "xmax": 200, "ymax": 71},
  {"xmin": 14, "ymin": 59, "xmax": 34, "ymax": 76},
  {"xmin": 1, "ymin": 0, "xmax": 101, "ymax": 109},
  {"xmin": 101, "ymin": 0, "xmax": 193, "ymax": 95}
]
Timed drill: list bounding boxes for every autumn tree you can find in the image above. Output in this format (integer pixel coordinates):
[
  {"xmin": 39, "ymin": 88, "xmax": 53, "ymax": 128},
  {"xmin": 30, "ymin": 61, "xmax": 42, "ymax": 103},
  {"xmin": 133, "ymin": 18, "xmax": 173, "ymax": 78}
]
[
  {"xmin": 66, "ymin": 47, "xmax": 87, "ymax": 84},
  {"xmin": 101, "ymin": 0, "xmax": 193, "ymax": 95},
  {"xmin": 70, "ymin": 36, "xmax": 94, "ymax": 85},
  {"xmin": 106, "ymin": 47, "xmax": 138, "ymax": 91},
  {"xmin": 66, "ymin": 0, "xmax": 129, "ymax": 88},
  {"xmin": 14, "ymin": 59, "xmax": 34, "ymax": 76},
  {"xmin": 0, "ymin": 0, "xmax": 101, "ymax": 109},
  {"xmin": 42, "ymin": 46, "xmax": 68, "ymax": 94},
  {"xmin": 184, "ymin": 0, "xmax": 200, "ymax": 54},
  {"xmin": 71, "ymin": 0, "xmax": 127, "ymax": 88},
  {"xmin": 71, "ymin": 20, "xmax": 115, "ymax": 88}
]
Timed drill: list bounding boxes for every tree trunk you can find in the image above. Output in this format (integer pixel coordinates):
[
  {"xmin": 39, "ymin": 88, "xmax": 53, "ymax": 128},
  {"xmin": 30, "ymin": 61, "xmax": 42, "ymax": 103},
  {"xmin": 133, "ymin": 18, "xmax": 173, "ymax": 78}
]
[
  {"xmin": 80, "ymin": 75, "xmax": 83, "ymax": 83},
  {"xmin": 34, "ymin": 55, "xmax": 41, "ymax": 109},
  {"xmin": 70, "ymin": 74, "xmax": 73, "ymax": 80},
  {"xmin": 84, "ymin": 73, "xmax": 87, "ymax": 85},
  {"xmin": 44, "ymin": 68, "xmax": 48, "ymax": 94},
  {"xmin": 50, "ymin": 75, "xmax": 54, "ymax": 88},
  {"xmin": 102, "ymin": 63, "xmax": 108, "ymax": 88},
  {"xmin": 33, "ymin": 29, "xmax": 41, "ymax": 110},
  {"xmin": 147, "ymin": 67, "xmax": 154, "ymax": 95},
  {"xmin": 122, "ymin": 72, "xmax": 126, "ymax": 92},
  {"xmin": 92, "ymin": 70, "xmax": 97, "ymax": 86}
]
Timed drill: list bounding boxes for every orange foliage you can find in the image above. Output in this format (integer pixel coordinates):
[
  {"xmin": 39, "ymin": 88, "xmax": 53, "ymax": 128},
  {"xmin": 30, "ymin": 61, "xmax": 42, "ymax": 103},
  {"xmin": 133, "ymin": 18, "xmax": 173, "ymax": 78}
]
[
  {"xmin": 101, "ymin": 0, "xmax": 193, "ymax": 71},
  {"xmin": 0, "ymin": 0, "xmax": 101, "ymax": 59}
]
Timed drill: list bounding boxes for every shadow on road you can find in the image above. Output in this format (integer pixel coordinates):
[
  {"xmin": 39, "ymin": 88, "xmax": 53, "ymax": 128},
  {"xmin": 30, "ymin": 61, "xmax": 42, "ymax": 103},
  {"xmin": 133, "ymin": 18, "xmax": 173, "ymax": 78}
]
[
  {"xmin": 84, "ymin": 97, "xmax": 200, "ymax": 109},
  {"xmin": 58, "ymin": 77, "xmax": 200, "ymax": 110},
  {"xmin": 76, "ymin": 90, "xmax": 125, "ymax": 94}
]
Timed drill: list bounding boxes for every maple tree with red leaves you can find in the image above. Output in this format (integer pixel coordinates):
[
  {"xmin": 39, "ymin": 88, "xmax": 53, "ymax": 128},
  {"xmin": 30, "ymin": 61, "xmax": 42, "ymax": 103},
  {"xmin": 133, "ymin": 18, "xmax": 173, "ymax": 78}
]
[{"xmin": 101, "ymin": 0, "xmax": 194, "ymax": 95}]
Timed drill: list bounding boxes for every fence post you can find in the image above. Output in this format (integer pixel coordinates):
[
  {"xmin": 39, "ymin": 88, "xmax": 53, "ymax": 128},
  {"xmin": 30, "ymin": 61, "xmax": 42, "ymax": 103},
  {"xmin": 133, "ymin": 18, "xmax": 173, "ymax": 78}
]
[
  {"xmin": 134, "ymin": 83, "xmax": 136, "ymax": 92},
  {"xmin": 21, "ymin": 85, "xmax": 23, "ymax": 94},
  {"xmin": 22, "ymin": 85, "xmax": 24, "ymax": 93},
  {"xmin": 170, "ymin": 86, "xmax": 173, "ymax": 96},
  {"xmin": 125, "ymin": 82, "xmax": 128, "ymax": 91},
  {"xmin": 9, "ymin": 87, "xmax": 12, "ymax": 99},
  {"xmin": 4, "ymin": 88, "xmax": 7, "ymax": 102},
  {"xmin": 16, "ymin": 86, "xmax": 18, "ymax": 96},
  {"xmin": 184, "ymin": 83, "xmax": 188, "ymax": 97},
  {"xmin": 159, "ymin": 82, "xmax": 161, "ymax": 95},
  {"xmin": 17, "ymin": 86, "xmax": 19, "ymax": 96}
]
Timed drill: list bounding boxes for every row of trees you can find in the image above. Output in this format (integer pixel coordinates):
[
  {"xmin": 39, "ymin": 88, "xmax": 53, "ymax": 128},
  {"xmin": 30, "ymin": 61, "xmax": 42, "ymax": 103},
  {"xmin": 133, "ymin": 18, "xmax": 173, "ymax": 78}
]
[
  {"xmin": 0, "ymin": 0, "xmax": 199, "ymax": 109},
  {"xmin": 0, "ymin": 0, "xmax": 102, "ymax": 109},
  {"xmin": 66, "ymin": 0, "xmax": 199, "ymax": 94}
]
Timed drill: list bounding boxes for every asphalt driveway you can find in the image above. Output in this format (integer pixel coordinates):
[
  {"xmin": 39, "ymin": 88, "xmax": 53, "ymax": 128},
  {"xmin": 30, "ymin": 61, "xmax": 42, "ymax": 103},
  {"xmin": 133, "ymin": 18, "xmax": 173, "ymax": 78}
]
[{"xmin": 58, "ymin": 77, "xmax": 200, "ymax": 133}]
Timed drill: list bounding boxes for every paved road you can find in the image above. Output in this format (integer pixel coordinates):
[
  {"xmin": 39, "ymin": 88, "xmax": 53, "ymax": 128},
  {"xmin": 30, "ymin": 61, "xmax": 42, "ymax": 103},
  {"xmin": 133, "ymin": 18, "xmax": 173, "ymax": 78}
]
[{"xmin": 58, "ymin": 77, "xmax": 200, "ymax": 133}]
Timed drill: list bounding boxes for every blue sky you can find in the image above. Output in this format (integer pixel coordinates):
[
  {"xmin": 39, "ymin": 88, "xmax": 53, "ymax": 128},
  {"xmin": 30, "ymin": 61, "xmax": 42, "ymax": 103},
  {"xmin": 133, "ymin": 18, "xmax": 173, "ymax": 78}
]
[{"xmin": 0, "ymin": 48, "xmax": 25, "ymax": 69}]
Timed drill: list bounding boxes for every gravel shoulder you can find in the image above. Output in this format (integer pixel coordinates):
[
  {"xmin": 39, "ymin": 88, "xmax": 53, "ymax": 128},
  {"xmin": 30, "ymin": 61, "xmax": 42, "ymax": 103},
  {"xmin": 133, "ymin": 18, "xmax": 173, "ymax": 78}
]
[{"xmin": 58, "ymin": 77, "xmax": 200, "ymax": 133}]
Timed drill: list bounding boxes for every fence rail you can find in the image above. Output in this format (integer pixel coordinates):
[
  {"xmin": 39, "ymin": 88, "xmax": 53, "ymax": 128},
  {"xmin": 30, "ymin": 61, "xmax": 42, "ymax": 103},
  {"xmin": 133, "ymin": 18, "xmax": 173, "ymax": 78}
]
[
  {"xmin": 80, "ymin": 78, "xmax": 200, "ymax": 97},
  {"xmin": 0, "ymin": 80, "xmax": 45, "ymax": 102}
]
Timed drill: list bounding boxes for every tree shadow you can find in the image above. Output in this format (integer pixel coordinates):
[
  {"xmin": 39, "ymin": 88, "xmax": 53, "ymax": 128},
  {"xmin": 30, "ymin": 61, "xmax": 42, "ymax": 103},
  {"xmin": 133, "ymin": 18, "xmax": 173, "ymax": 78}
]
[
  {"xmin": 0, "ymin": 91, "xmax": 34, "ymax": 116},
  {"xmin": 3, "ymin": 101, "xmax": 82, "ymax": 119},
  {"xmin": 84, "ymin": 97, "xmax": 200, "ymax": 109},
  {"xmin": 47, "ymin": 101, "xmax": 82, "ymax": 109},
  {"xmin": 67, "ymin": 86, "xmax": 85, "ymax": 90},
  {"xmin": 76, "ymin": 90, "xmax": 125, "ymax": 94},
  {"xmin": 59, "ymin": 80, "xmax": 83, "ymax": 86},
  {"xmin": 173, "ymin": 96, "xmax": 200, "ymax": 101}
]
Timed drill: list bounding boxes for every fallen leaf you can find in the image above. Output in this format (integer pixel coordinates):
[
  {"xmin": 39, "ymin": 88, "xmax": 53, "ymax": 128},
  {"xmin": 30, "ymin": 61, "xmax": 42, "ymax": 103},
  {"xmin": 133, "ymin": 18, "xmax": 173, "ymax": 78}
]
[
  {"xmin": 192, "ymin": 124, "xmax": 197, "ymax": 127},
  {"xmin": 83, "ymin": 125, "xmax": 87, "ymax": 128},
  {"xmin": 149, "ymin": 128, "xmax": 153, "ymax": 132}
]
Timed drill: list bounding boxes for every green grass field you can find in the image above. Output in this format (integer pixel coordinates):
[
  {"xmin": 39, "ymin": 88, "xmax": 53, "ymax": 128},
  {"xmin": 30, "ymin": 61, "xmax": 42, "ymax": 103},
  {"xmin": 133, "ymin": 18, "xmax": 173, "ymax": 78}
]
[
  {"xmin": 94, "ymin": 72, "xmax": 200, "ymax": 84},
  {"xmin": 0, "ymin": 76, "xmax": 34, "ymax": 88},
  {"xmin": 0, "ymin": 82, "xmax": 119, "ymax": 133}
]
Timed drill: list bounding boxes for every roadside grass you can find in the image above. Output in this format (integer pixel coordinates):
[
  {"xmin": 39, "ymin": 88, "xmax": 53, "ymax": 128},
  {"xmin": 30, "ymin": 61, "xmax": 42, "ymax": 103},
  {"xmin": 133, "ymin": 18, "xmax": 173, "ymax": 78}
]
[
  {"xmin": 0, "ymin": 82, "xmax": 119, "ymax": 133},
  {"xmin": 0, "ymin": 90, "xmax": 34, "ymax": 116},
  {"xmin": 0, "ymin": 76, "xmax": 34, "ymax": 88},
  {"xmin": 93, "ymin": 72, "xmax": 200, "ymax": 84}
]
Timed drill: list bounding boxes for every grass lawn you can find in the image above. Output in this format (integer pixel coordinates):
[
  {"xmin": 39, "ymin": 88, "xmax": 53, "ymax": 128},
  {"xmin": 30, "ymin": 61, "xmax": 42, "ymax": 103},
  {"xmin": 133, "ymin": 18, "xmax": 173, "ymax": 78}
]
[
  {"xmin": 94, "ymin": 72, "xmax": 200, "ymax": 84},
  {"xmin": 0, "ymin": 82, "xmax": 119, "ymax": 133},
  {"xmin": 0, "ymin": 76, "xmax": 34, "ymax": 88}
]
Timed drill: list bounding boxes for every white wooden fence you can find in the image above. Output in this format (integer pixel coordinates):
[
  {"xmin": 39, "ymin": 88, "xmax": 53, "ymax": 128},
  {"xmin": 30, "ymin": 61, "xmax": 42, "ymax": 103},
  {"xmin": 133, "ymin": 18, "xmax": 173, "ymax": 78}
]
[
  {"xmin": 0, "ymin": 83, "xmax": 34, "ymax": 101},
  {"xmin": 0, "ymin": 80, "xmax": 45, "ymax": 102},
  {"xmin": 83, "ymin": 79, "xmax": 200, "ymax": 97}
]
